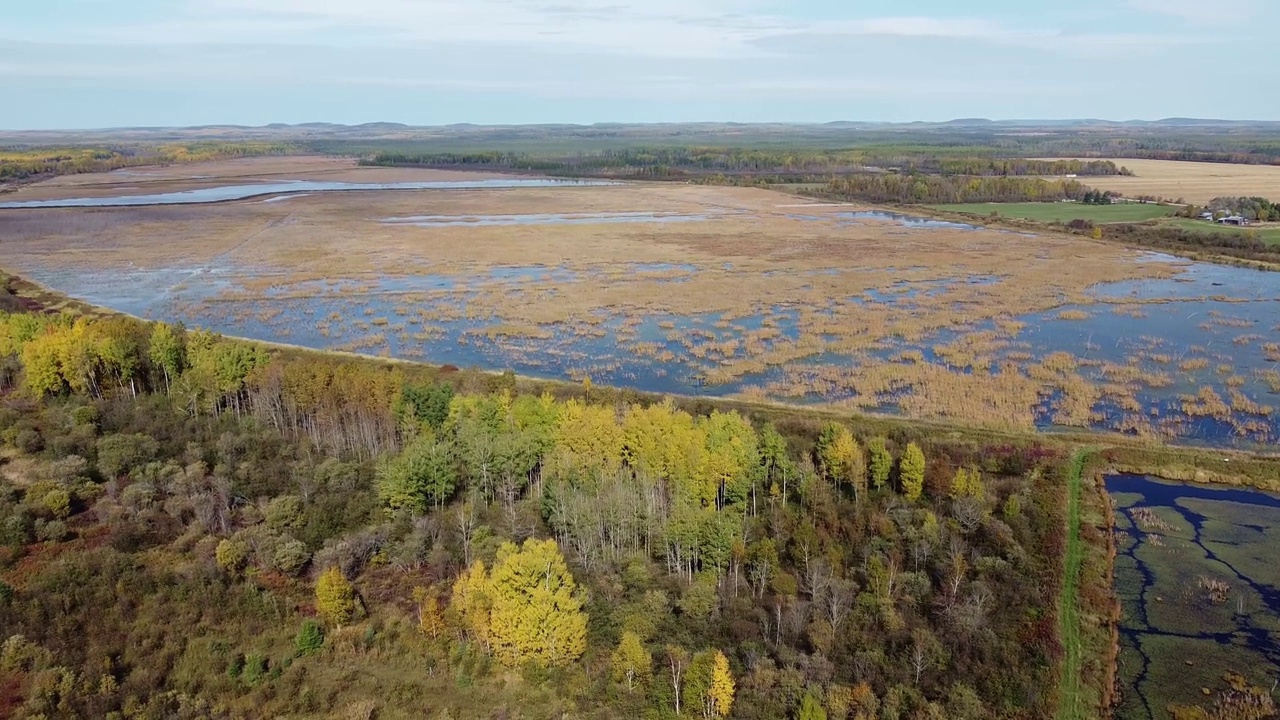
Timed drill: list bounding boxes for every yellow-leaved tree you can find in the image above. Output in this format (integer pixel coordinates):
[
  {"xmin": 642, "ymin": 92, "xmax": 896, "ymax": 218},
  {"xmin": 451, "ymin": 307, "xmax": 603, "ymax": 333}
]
[
  {"xmin": 950, "ymin": 467, "xmax": 984, "ymax": 500},
  {"xmin": 708, "ymin": 650, "xmax": 735, "ymax": 718},
  {"xmin": 450, "ymin": 560, "xmax": 492, "ymax": 651},
  {"xmin": 481, "ymin": 538, "xmax": 587, "ymax": 667},
  {"xmin": 315, "ymin": 567, "xmax": 356, "ymax": 628},
  {"xmin": 412, "ymin": 586, "xmax": 446, "ymax": 639},
  {"xmin": 685, "ymin": 649, "xmax": 735, "ymax": 719},
  {"xmin": 548, "ymin": 398, "xmax": 624, "ymax": 481},
  {"xmin": 611, "ymin": 630, "xmax": 653, "ymax": 692},
  {"xmin": 900, "ymin": 442, "xmax": 926, "ymax": 503},
  {"xmin": 817, "ymin": 423, "xmax": 866, "ymax": 502}
]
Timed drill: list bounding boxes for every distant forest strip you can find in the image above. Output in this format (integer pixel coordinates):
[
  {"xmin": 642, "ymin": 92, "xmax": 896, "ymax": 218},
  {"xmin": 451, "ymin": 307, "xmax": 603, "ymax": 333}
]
[
  {"xmin": 358, "ymin": 148, "xmax": 1130, "ymax": 179},
  {"xmin": 0, "ymin": 142, "xmax": 298, "ymax": 183},
  {"xmin": 816, "ymin": 175, "xmax": 1097, "ymax": 205}
]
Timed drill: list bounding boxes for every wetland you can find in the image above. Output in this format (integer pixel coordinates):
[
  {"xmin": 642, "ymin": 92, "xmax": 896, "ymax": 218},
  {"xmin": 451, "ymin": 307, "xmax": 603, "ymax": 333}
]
[
  {"xmin": 1109, "ymin": 473, "xmax": 1280, "ymax": 719},
  {"xmin": 2, "ymin": 161, "xmax": 1278, "ymax": 448}
]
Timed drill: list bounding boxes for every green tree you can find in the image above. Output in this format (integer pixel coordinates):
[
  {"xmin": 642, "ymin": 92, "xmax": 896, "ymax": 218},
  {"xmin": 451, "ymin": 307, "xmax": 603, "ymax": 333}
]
[
  {"xmin": 148, "ymin": 322, "xmax": 185, "ymax": 393},
  {"xmin": 949, "ymin": 467, "xmax": 983, "ymax": 500},
  {"xmin": 42, "ymin": 489, "xmax": 71, "ymax": 519},
  {"xmin": 486, "ymin": 538, "xmax": 587, "ymax": 667},
  {"xmin": 611, "ymin": 631, "xmax": 652, "ymax": 692},
  {"xmin": 399, "ymin": 381, "xmax": 454, "ymax": 430},
  {"xmin": 315, "ymin": 567, "xmax": 356, "ymax": 627},
  {"xmin": 758, "ymin": 423, "xmax": 794, "ymax": 510},
  {"xmin": 867, "ymin": 437, "xmax": 892, "ymax": 491},
  {"xmin": 96, "ymin": 433, "xmax": 160, "ymax": 479},
  {"xmin": 376, "ymin": 435, "xmax": 457, "ymax": 513},
  {"xmin": 295, "ymin": 620, "xmax": 325, "ymax": 655},
  {"xmin": 900, "ymin": 443, "xmax": 926, "ymax": 502},
  {"xmin": 796, "ymin": 691, "xmax": 828, "ymax": 720}
]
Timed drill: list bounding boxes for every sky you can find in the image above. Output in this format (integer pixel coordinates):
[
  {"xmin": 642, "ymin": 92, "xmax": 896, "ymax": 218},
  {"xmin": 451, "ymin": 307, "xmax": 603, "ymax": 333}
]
[{"xmin": 2, "ymin": 0, "xmax": 1278, "ymax": 129}]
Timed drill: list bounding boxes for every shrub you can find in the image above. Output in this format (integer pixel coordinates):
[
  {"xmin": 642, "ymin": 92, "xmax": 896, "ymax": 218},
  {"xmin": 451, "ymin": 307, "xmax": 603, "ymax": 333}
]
[
  {"xmin": 71, "ymin": 405, "xmax": 99, "ymax": 428},
  {"xmin": 242, "ymin": 654, "xmax": 267, "ymax": 685},
  {"xmin": 295, "ymin": 621, "xmax": 325, "ymax": 656},
  {"xmin": 41, "ymin": 489, "xmax": 72, "ymax": 519},
  {"xmin": 272, "ymin": 539, "xmax": 311, "ymax": 576},
  {"xmin": 14, "ymin": 428, "xmax": 42, "ymax": 454},
  {"xmin": 265, "ymin": 495, "xmax": 304, "ymax": 531},
  {"xmin": 35, "ymin": 518, "xmax": 68, "ymax": 542},
  {"xmin": 215, "ymin": 539, "xmax": 249, "ymax": 577},
  {"xmin": 96, "ymin": 433, "xmax": 160, "ymax": 479}
]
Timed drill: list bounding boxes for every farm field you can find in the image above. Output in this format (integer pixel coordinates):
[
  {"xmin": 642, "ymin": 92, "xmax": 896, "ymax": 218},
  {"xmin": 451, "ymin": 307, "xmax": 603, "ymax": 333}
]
[
  {"xmin": 1158, "ymin": 217, "xmax": 1280, "ymax": 246},
  {"xmin": 1045, "ymin": 158, "xmax": 1280, "ymax": 204},
  {"xmin": 930, "ymin": 202, "xmax": 1176, "ymax": 223},
  {"xmin": 2, "ymin": 158, "xmax": 1279, "ymax": 446}
]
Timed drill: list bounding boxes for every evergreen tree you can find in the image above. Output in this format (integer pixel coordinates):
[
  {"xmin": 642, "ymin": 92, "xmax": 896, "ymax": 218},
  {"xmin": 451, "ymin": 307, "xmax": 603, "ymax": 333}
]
[{"xmin": 867, "ymin": 437, "xmax": 892, "ymax": 491}]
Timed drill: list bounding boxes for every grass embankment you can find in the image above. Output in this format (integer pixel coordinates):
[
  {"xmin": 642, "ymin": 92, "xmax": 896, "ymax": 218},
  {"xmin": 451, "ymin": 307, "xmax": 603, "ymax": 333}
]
[
  {"xmin": 1057, "ymin": 449, "xmax": 1090, "ymax": 720},
  {"xmin": 930, "ymin": 202, "xmax": 1176, "ymax": 224}
]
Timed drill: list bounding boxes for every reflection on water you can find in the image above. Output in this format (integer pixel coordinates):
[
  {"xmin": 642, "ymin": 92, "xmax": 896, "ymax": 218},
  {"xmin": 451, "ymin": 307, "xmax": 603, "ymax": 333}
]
[
  {"xmin": 0, "ymin": 179, "xmax": 621, "ymax": 209},
  {"xmin": 10, "ymin": 248, "xmax": 1280, "ymax": 447},
  {"xmin": 788, "ymin": 209, "xmax": 982, "ymax": 230},
  {"xmin": 1108, "ymin": 474, "xmax": 1280, "ymax": 719}
]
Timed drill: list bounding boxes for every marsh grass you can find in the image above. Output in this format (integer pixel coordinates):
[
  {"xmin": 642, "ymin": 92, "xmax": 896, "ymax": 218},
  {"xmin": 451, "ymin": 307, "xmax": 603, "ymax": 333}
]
[{"xmin": 5, "ymin": 181, "xmax": 1273, "ymax": 441}]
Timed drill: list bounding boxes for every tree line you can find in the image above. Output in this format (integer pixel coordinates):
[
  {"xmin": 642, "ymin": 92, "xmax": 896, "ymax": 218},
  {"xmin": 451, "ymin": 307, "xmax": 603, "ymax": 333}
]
[
  {"xmin": 819, "ymin": 174, "xmax": 1094, "ymax": 205},
  {"xmin": 360, "ymin": 148, "xmax": 1127, "ymax": 180},
  {"xmin": 0, "ymin": 143, "xmax": 297, "ymax": 183}
]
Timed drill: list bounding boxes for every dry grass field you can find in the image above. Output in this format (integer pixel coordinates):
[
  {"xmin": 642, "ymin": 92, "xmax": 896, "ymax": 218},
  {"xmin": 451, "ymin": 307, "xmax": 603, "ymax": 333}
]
[
  {"xmin": 2, "ymin": 156, "xmax": 516, "ymax": 201},
  {"xmin": 1050, "ymin": 159, "xmax": 1280, "ymax": 204},
  {"xmin": 3, "ymin": 158, "xmax": 1277, "ymax": 440}
]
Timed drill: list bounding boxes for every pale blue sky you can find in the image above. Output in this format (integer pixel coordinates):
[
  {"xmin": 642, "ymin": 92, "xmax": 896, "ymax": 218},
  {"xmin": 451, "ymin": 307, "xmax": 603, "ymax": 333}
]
[{"xmin": 2, "ymin": 0, "xmax": 1276, "ymax": 129}]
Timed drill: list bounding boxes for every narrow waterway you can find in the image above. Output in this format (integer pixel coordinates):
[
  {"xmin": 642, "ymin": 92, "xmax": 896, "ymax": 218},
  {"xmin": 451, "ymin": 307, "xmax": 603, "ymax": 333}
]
[{"xmin": 1108, "ymin": 473, "xmax": 1280, "ymax": 719}]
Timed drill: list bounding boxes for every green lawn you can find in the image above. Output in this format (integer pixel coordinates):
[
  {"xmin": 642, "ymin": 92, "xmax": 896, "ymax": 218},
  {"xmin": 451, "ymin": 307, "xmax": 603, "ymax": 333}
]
[
  {"xmin": 932, "ymin": 202, "xmax": 1177, "ymax": 223},
  {"xmin": 1159, "ymin": 218, "xmax": 1280, "ymax": 246}
]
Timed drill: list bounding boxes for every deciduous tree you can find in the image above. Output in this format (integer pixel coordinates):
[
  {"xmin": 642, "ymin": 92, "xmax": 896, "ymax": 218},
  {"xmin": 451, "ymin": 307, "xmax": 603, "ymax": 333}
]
[
  {"xmin": 611, "ymin": 630, "xmax": 652, "ymax": 692},
  {"xmin": 900, "ymin": 443, "xmax": 926, "ymax": 502},
  {"xmin": 486, "ymin": 538, "xmax": 587, "ymax": 667},
  {"xmin": 316, "ymin": 567, "xmax": 356, "ymax": 627}
]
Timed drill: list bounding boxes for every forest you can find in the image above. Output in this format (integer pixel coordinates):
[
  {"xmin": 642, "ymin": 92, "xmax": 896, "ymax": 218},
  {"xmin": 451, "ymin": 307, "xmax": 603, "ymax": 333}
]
[
  {"xmin": 0, "ymin": 143, "xmax": 297, "ymax": 184},
  {"xmin": 359, "ymin": 148, "xmax": 1126, "ymax": 180},
  {"xmin": 817, "ymin": 175, "xmax": 1095, "ymax": 205},
  {"xmin": 0, "ymin": 302, "xmax": 1075, "ymax": 719}
]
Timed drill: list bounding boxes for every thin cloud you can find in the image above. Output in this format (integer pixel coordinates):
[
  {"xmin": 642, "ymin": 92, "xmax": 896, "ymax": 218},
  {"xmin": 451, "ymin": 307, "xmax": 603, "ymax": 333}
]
[{"xmin": 1127, "ymin": 0, "xmax": 1260, "ymax": 22}]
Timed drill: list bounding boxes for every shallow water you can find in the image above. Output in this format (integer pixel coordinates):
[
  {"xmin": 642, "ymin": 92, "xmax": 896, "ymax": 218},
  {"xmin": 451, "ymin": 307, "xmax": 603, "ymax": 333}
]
[
  {"xmin": 1107, "ymin": 474, "xmax": 1280, "ymax": 719},
  {"xmin": 5, "ymin": 200, "xmax": 1279, "ymax": 446},
  {"xmin": 0, "ymin": 178, "xmax": 620, "ymax": 209}
]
